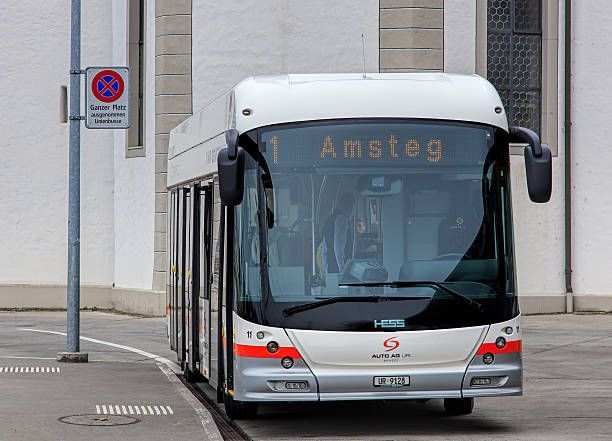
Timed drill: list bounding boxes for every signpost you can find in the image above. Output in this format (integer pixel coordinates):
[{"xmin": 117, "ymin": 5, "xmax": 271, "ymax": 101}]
[
  {"xmin": 86, "ymin": 67, "xmax": 130, "ymax": 129},
  {"xmin": 58, "ymin": 0, "xmax": 130, "ymax": 364}
]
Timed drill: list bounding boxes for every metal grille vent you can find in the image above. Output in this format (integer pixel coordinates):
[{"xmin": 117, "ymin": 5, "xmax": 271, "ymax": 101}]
[{"xmin": 487, "ymin": 0, "xmax": 541, "ymax": 134}]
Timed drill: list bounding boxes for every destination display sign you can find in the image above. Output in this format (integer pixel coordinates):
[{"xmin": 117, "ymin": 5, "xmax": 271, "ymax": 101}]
[{"xmin": 261, "ymin": 122, "xmax": 492, "ymax": 168}]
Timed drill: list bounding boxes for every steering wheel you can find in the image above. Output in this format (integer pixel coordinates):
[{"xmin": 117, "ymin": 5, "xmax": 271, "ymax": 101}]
[{"xmin": 433, "ymin": 253, "xmax": 472, "ymax": 260}]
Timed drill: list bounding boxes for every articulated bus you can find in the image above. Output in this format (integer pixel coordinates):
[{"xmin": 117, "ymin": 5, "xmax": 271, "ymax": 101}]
[{"xmin": 167, "ymin": 74, "xmax": 552, "ymax": 419}]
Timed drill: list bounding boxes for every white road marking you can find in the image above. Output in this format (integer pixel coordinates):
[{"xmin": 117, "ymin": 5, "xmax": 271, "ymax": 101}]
[
  {"xmin": 18, "ymin": 328, "xmax": 179, "ymax": 371},
  {"xmin": 56, "ymin": 367, "xmax": 60, "ymax": 373},
  {"xmin": 0, "ymin": 366, "xmax": 60, "ymax": 374},
  {"xmin": 94, "ymin": 404, "xmax": 175, "ymax": 416}
]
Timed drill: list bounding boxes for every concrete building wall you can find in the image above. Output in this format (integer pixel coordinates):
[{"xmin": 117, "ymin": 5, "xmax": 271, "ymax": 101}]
[
  {"xmin": 444, "ymin": 0, "xmax": 476, "ymax": 74},
  {"xmin": 571, "ymin": 1, "xmax": 612, "ymax": 311},
  {"xmin": 191, "ymin": 0, "xmax": 379, "ymax": 112},
  {"xmin": 508, "ymin": 0, "xmax": 566, "ymax": 313},
  {"xmin": 112, "ymin": 0, "xmax": 156, "ymax": 291},
  {"xmin": 3, "ymin": 0, "xmax": 612, "ymax": 316},
  {"xmin": 0, "ymin": 0, "xmax": 161, "ymax": 315},
  {"xmin": 380, "ymin": 0, "xmax": 444, "ymax": 72},
  {"xmin": 153, "ymin": 0, "xmax": 193, "ymax": 292},
  {"xmin": 0, "ymin": 1, "xmax": 115, "ymax": 286}
]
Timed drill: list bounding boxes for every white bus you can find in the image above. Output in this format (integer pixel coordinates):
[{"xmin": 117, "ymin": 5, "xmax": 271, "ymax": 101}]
[{"xmin": 167, "ymin": 73, "xmax": 551, "ymax": 419}]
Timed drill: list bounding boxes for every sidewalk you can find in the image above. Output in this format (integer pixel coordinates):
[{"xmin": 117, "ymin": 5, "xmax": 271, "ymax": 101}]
[{"xmin": 0, "ymin": 311, "xmax": 223, "ymax": 441}]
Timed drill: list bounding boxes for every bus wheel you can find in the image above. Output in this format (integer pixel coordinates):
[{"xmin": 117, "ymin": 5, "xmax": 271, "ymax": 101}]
[
  {"xmin": 443, "ymin": 398, "xmax": 474, "ymax": 415},
  {"xmin": 224, "ymin": 394, "xmax": 258, "ymax": 419}
]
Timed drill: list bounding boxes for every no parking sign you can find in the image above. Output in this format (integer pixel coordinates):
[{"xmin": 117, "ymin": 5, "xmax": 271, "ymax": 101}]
[{"xmin": 85, "ymin": 67, "xmax": 130, "ymax": 129}]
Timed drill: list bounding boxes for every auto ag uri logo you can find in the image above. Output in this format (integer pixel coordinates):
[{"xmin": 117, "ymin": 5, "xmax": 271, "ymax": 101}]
[{"xmin": 383, "ymin": 336, "xmax": 399, "ymax": 352}]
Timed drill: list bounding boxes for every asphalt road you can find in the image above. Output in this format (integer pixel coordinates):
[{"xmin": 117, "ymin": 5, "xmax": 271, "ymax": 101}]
[
  {"xmin": 1, "ymin": 311, "xmax": 611, "ymax": 440},
  {"xmin": 0, "ymin": 311, "xmax": 222, "ymax": 441}
]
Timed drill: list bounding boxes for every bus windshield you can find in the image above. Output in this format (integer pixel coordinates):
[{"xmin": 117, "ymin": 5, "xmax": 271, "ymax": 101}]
[{"xmin": 234, "ymin": 119, "xmax": 516, "ymax": 331}]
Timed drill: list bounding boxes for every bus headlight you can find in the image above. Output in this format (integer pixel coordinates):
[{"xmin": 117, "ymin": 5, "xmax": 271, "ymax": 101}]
[
  {"xmin": 483, "ymin": 353, "xmax": 494, "ymax": 364},
  {"xmin": 495, "ymin": 337, "xmax": 506, "ymax": 348},
  {"xmin": 267, "ymin": 341, "xmax": 279, "ymax": 353}
]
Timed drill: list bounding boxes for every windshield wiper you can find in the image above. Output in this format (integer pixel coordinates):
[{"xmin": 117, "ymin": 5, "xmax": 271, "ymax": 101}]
[
  {"xmin": 339, "ymin": 281, "xmax": 485, "ymax": 314},
  {"xmin": 282, "ymin": 296, "xmax": 418, "ymax": 317}
]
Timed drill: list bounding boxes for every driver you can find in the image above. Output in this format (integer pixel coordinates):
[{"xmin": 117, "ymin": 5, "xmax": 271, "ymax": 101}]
[
  {"xmin": 321, "ymin": 193, "xmax": 354, "ymax": 273},
  {"xmin": 355, "ymin": 217, "xmax": 380, "ymax": 259}
]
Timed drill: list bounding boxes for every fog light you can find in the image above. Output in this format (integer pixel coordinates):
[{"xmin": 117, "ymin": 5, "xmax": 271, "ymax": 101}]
[
  {"xmin": 256, "ymin": 331, "xmax": 264, "ymax": 339},
  {"xmin": 496, "ymin": 337, "xmax": 506, "ymax": 348},
  {"xmin": 504, "ymin": 326, "xmax": 514, "ymax": 335},
  {"xmin": 285, "ymin": 381, "xmax": 307, "ymax": 390},
  {"xmin": 483, "ymin": 352, "xmax": 494, "ymax": 364},
  {"xmin": 471, "ymin": 377, "xmax": 492, "ymax": 386},
  {"xmin": 281, "ymin": 357, "xmax": 294, "ymax": 369},
  {"xmin": 267, "ymin": 341, "xmax": 279, "ymax": 353}
]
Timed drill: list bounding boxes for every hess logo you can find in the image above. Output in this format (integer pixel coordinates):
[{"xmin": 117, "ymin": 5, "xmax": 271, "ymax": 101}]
[
  {"xmin": 383, "ymin": 336, "xmax": 399, "ymax": 352},
  {"xmin": 374, "ymin": 319, "xmax": 405, "ymax": 328}
]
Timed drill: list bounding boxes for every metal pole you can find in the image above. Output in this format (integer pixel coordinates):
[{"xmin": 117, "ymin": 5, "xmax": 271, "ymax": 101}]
[
  {"xmin": 59, "ymin": 0, "xmax": 86, "ymax": 362},
  {"xmin": 564, "ymin": 0, "xmax": 574, "ymax": 312}
]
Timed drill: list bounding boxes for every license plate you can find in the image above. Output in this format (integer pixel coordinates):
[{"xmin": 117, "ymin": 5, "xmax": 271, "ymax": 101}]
[{"xmin": 373, "ymin": 376, "xmax": 410, "ymax": 387}]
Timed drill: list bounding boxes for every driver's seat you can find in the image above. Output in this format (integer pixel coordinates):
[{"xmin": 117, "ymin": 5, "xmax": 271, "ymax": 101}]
[{"xmin": 437, "ymin": 185, "xmax": 483, "ymax": 257}]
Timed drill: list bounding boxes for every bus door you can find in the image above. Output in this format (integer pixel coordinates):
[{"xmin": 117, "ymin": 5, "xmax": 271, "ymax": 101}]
[
  {"xmin": 187, "ymin": 184, "xmax": 199, "ymax": 375},
  {"xmin": 198, "ymin": 182, "xmax": 213, "ymax": 379},
  {"xmin": 209, "ymin": 176, "xmax": 224, "ymax": 398},
  {"xmin": 177, "ymin": 187, "xmax": 190, "ymax": 366},
  {"xmin": 169, "ymin": 190, "xmax": 178, "ymax": 351}
]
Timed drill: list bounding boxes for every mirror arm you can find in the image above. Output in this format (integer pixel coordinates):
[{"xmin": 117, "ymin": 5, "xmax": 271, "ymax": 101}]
[
  {"xmin": 217, "ymin": 129, "xmax": 245, "ymax": 206},
  {"xmin": 509, "ymin": 126, "xmax": 542, "ymax": 158},
  {"xmin": 226, "ymin": 129, "xmax": 239, "ymax": 160}
]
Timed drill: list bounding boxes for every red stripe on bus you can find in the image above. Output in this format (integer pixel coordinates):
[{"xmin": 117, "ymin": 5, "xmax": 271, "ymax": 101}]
[
  {"xmin": 233, "ymin": 343, "xmax": 302, "ymax": 359},
  {"xmin": 476, "ymin": 340, "xmax": 522, "ymax": 355}
]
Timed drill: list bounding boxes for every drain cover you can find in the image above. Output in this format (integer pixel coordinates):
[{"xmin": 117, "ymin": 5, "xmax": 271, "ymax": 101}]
[{"xmin": 58, "ymin": 414, "xmax": 140, "ymax": 426}]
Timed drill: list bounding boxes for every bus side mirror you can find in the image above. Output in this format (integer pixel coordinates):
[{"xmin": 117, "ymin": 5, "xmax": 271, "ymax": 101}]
[
  {"xmin": 509, "ymin": 126, "xmax": 552, "ymax": 203},
  {"xmin": 218, "ymin": 129, "xmax": 245, "ymax": 206}
]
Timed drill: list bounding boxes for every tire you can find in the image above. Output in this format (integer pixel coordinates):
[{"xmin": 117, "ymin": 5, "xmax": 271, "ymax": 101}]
[
  {"xmin": 444, "ymin": 397, "xmax": 474, "ymax": 415},
  {"xmin": 224, "ymin": 394, "xmax": 258, "ymax": 419},
  {"xmin": 216, "ymin": 385, "xmax": 224, "ymax": 404},
  {"xmin": 183, "ymin": 365, "xmax": 195, "ymax": 383}
]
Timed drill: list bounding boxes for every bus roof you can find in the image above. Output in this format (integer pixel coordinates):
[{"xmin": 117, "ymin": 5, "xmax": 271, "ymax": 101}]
[
  {"xmin": 232, "ymin": 73, "xmax": 507, "ymax": 132},
  {"xmin": 168, "ymin": 73, "xmax": 507, "ymax": 187}
]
